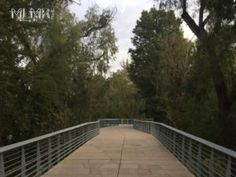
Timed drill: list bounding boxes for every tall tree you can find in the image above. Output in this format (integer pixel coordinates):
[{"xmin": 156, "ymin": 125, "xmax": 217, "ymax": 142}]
[
  {"xmin": 156, "ymin": 0, "xmax": 236, "ymax": 148},
  {"xmin": 0, "ymin": 1, "xmax": 117, "ymax": 145},
  {"xmin": 105, "ymin": 69, "xmax": 144, "ymax": 118},
  {"xmin": 128, "ymin": 9, "xmax": 190, "ymax": 122}
]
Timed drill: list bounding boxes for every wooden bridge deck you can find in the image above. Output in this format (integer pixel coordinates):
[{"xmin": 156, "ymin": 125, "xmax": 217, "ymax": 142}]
[{"xmin": 42, "ymin": 126, "xmax": 194, "ymax": 177}]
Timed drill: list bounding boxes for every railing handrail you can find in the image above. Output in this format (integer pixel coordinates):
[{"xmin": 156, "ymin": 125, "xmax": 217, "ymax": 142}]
[
  {"xmin": 2, "ymin": 118, "xmax": 235, "ymax": 156},
  {"xmin": 133, "ymin": 119, "xmax": 236, "ymax": 177},
  {"xmin": 0, "ymin": 120, "xmax": 99, "ymax": 153},
  {"xmin": 0, "ymin": 118, "xmax": 132, "ymax": 153},
  {"xmin": 134, "ymin": 119, "xmax": 236, "ymax": 158},
  {"xmin": 1, "ymin": 118, "xmax": 235, "ymax": 177},
  {"xmin": 100, "ymin": 118, "xmax": 133, "ymax": 120}
]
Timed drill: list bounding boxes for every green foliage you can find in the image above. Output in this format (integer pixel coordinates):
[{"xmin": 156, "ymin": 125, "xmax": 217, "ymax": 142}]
[
  {"xmin": 104, "ymin": 69, "xmax": 144, "ymax": 118},
  {"xmin": 73, "ymin": 69, "xmax": 144, "ymax": 121},
  {"xmin": 175, "ymin": 0, "xmax": 236, "ymax": 149},
  {"xmin": 0, "ymin": 0, "xmax": 119, "ymax": 145},
  {"xmin": 129, "ymin": 3, "xmax": 236, "ymax": 148},
  {"xmin": 0, "ymin": 0, "xmax": 143, "ymax": 146},
  {"xmin": 129, "ymin": 9, "xmax": 190, "ymax": 122}
]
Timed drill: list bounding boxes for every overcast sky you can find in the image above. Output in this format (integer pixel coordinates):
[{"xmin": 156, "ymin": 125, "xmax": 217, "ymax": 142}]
[{"xmin": 69, "ymin": 0, "xmax": 194, "ymax": 72}]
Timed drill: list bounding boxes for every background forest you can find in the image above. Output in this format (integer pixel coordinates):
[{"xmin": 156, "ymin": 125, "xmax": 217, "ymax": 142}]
[{"xmin": 0, "ymin": 0, "xmax": 236, "ymax": 150}]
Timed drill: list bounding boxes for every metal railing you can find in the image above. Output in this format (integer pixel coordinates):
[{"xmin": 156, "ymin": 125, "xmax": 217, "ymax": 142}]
[
  {"xmin": 133, "ymin": 120, "xmax": 236, "ymax": 177},
  {"xmin": 100, "ymin": 118, "xmax": 134, "ymax": 127},
  {"xmin": 0, "ymin": 121, "xmax": 99, "ymax": 177},
  {"xmin": 1, "ymin": 118, "xmax": 236, "ymax": 177}
]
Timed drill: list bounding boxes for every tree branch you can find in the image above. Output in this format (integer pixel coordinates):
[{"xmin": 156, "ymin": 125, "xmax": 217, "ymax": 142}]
[
  {"xmin": 81, "ymin": 11, "xmax": 113, "ymax": 38},
  {"xmin": 81, "ymin": 23, "xmax": 107, "ymax": 38},
  {"xmin": 181, "ymin": 0, "xmax": 209, "ymax": 39},
  {"xmin": 181, "ymin": 10, "xmax": 202, "ymax": 39},
  {"xmin": 202, "ymin": 14, "xmax": 211, "ymax": 27},
  {"xmin": 90, "ymin": 51, "xmax": 106, "ymax": 62},
  {"xmin": 199, "ymin": 0, "xmax": 205, "ymax": 27}
]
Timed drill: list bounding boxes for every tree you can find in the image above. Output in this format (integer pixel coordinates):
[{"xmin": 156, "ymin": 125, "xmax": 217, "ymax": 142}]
[
  {"xmin": 156, "ymin": 0, "xmax": 236, "ymax": 149},
  {"xmin": 0, "ymin": 1, "xmax": 118, "ymax": 145},
  {"xmin": 80, "ymin": 6, "xmax": 118, "ymax": 74},
  {"xmin": 128, "ymin": 9, "xmax": 190, "ymax": 122},
  {"xmin": 0, "ymin": 0, "xmax": 72, "ymax": 145},
  {"xmin": 105, "ymin": 69, "xmax": 144, "ymax": 118}
]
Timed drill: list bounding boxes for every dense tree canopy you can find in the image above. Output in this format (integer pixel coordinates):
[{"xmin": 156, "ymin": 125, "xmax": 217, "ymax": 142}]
[
  {"xmin": 153, "ymin": 0, "xmax": 236, "ymax": 149},
  {"xmin": 0, "ymin": 0, "xmax": 142, "ymax": 146},
  {"xmin": 0, "ymin": 0, "xmax": 236, "ymax": 151},
  {"xmin": 129, "ymin": 9, "xmax": 191, "ymax": 122},
  {"xmin": 128, "ymin": 7, "xmax": 236, "ymax": 149}
]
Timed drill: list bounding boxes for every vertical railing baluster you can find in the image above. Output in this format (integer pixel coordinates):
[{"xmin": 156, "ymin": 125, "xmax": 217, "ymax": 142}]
[
  {"xmin": 83, "ymin": 127, "xmax": 86, "ymax": 145},
  {"xmin": 86, "ymin": 126, "xmax": 89, "ymax": 142},
  {"xmin": 225, "ymin": 156, "xmax": 231, "ymax": 177},
  {"xmin": 36, "ymin": 142, "xmax": 41, "ymax": 176},
  {"xmin": 166, "ymin": 129, "xmax": 170, "ymax": 150},
  {"xmin": 151, "ymin": 124, "xmax": 154, "ymax": 136},
  {"xmin": 188, "ymin": 139, "xmax": 193, "ymax": 167},
  {"xmin": 197, "ymin": 144, "xmax": 202, "ymax": 175},
  {"xmin": 209, "ymin": 149, "xmax": 214, "ymax": 177},
  {"xmin": 85, "ymin": 125, "xmax": 88, "ymax": 142},
  {"xmin": 21, "ymin": 146, "xmax": 26, "ymax": 177},
  {"xmin": 156, "ymin": 124, "xmax": 160, "ymax": 139},
  {"xmin": 98, "ymin": 121, "xmax": 100, "ymax": 135},
  {"xmin": 69, "ymin": 131, "xmax": 73, "ymax": 152},
  {"xmin": 181, "ymin": 137, "xmax": 185, "ymax": 162},
  {"xmin": 0, "ymin": 153, "xmax": 5, "ymax": 177},
  {"xmin": 168, "ymin": 130, "xmax": 172, "ymax": 151},
  {"xmin": 173, "ymin": 132, "xmax": 176, "ymax": 155},
  {"xmin": 57, "ymin": 135, "xmax": 61, "ymax": 162},
  {"xmin": 48, "ymin": 138, "xmax": 52, "ymax": 168}
]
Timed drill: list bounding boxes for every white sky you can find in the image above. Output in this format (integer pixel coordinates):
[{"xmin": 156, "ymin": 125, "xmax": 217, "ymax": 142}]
[{"xmin": 69, "ymin": 0, "xmax": 195, "ymax": 72}]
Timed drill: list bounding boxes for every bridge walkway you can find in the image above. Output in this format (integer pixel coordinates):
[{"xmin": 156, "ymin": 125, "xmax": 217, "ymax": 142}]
[{"xmin": 42, "ymin": 126, "xmax": 194, "ymax": 177}]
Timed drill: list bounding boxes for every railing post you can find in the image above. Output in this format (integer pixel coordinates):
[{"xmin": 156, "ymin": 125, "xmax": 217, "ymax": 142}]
[
  {"xmin": 85, "ymin": 125, "xmax": 88, "ymax": 142},
  {"xmin": 83, "ymin": 127, "xmax": 86, "ymax": 145},
  {"xmin": 181, "ymin": 137, "xmax": 185, "ymax": 162},
  {"xmin": 57, "ymin": 135, "xmax": 61, "ymax": 162},
  {"xmin": 156, "ymin": 124, "xmax": 160, "ymax": 139},
  {"xmin": 188, "ymin": 139, "xmax": 193, "ymax": 166},
  {"xmin": 36, "ymin": 142, "xmax": 41, "ymax": 176},
  {"xmin": 197, "ymin": 144, "xmax": 202, "ymax": 175},
  {"xmin": 172, "ymin": 132, "xmax": 176, "ymax": 154},
  {"xmin": 225, "ymin": 156, "xmax": 231, "ymax": 177},
  {"xmin": 0, "ymin": 153, "xmax": 5, "ymax": 177},
  {"xmin": 167, "ymin": 129, "xmax": 172, "ymax": 151},
  {"xmin": 98, "ymin": 122, "xmax": 100, "ymax": 135},
  {"xmin": 48, "ymin": 138, "xmax": 52, "ymax": 168},
  {"xmin": 148, "ymin": 122, "xmax": 151, "ymax": 133},
  {"xmin": 150, "ymin": 123, "xmax": 153, "ymax": 135},
  {"xmin": 69, "ymin": 131, "xmax": 73, "ymax": 152},
  {"xmin": 209, "ymin": 149, "xmax": 214, "ymax": 177},
  {"xmin": 21, "ymin": 146, "xmax": 26, "ymax": 177}
]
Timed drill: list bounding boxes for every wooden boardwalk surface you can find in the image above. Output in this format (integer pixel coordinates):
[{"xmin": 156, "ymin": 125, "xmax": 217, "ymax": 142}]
[{"xmin": 42, "ymin": 126, "xmax": 194, "ymax": 177}]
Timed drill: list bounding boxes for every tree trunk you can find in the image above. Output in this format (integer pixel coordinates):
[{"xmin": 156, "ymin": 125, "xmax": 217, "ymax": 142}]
[
  {"xmin": 181, "ymin": 8, "xmax": 236, "ymax": 149},
  {"xmin": 205, "ymin": 44, "xmax": 236, "ymax": 149},
  {"xmin": 211, "ymin": 59, "xmax": 236, "ymax": 150}
]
